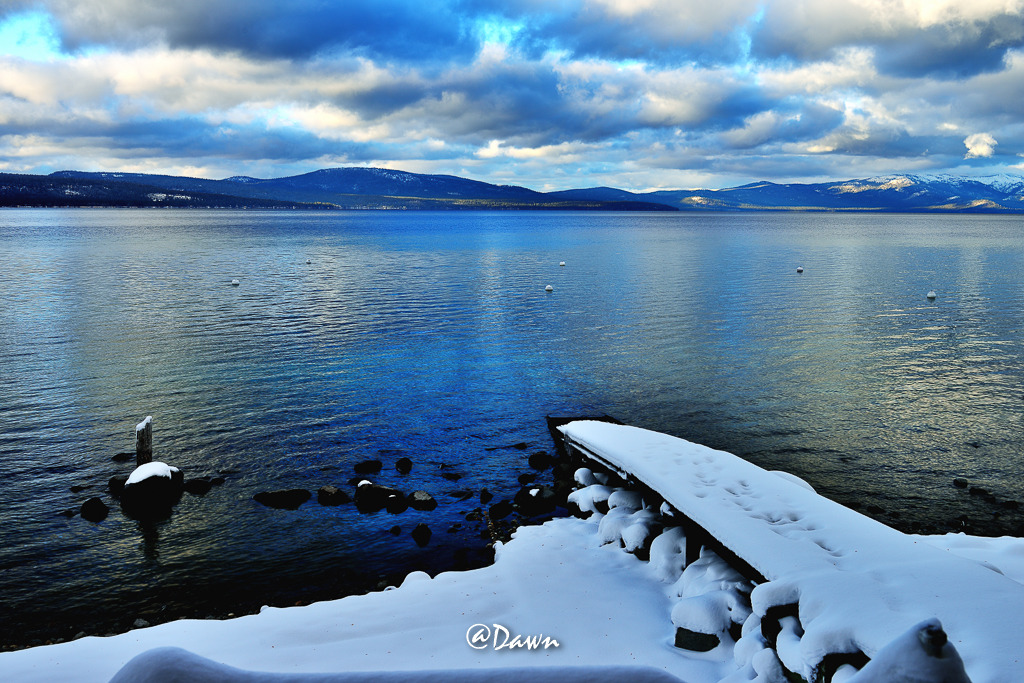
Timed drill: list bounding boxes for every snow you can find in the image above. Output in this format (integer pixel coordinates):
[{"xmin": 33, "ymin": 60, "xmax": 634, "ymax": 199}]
[
  {"xmin": 135, "ymin": 416, "xmax": 152, "ymax": 433},
  {"xmin": 0, "ymin": 517, "xmax": 724, "ymax": 683},
  {"xmin": 4, "ymin": 422, "xmax": 1023, "ymax": 682},
  {"xmin": 560, "ymin": 421, "xmax": 1024, "ymax": 682},
  {"xmin": 125, "ymin": 461, "xmax": 179, "ymax": 486}
]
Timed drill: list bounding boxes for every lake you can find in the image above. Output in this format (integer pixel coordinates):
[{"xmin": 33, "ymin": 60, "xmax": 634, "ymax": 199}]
[{"xmin": 1, "ymin": 209, "xmax": 1022, "ymax": 648}]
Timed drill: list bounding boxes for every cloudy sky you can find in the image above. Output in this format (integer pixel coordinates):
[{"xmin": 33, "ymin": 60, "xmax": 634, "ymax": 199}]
[{"xmin": 1, "ymin": 0, "xmax": 1023, "ymax": 191}]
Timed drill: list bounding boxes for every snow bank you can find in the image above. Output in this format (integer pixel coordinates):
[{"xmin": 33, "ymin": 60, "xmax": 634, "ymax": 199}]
[
  {"xmin": 0, "ymin": 517, "xmax": 726, "ymax": 683},
  {"xmin": 109, "ymin": 647, "xmax": 688, "ymax": 683}
]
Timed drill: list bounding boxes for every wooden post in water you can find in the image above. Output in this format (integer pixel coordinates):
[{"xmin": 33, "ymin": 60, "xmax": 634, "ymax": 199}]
[{"xmin": 135, "ymin": 416, "xmax": 153, "ymax": 466}]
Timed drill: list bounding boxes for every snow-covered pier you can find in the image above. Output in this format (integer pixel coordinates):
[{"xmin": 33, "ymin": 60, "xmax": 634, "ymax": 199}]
[{"xmin": 559, "ymin": 421, "xmax": 1024, "ymax": 683}]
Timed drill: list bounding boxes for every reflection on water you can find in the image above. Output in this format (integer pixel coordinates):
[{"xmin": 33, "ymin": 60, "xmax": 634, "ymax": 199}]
[{"xmin": 0, "ymin": 209, "xmax": 1022, "ymax": 646}]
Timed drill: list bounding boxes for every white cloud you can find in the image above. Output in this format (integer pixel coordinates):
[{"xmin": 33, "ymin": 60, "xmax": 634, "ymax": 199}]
[{"xmin": 964, "ymin": 132, "xmax": 998, "ymax": 158}]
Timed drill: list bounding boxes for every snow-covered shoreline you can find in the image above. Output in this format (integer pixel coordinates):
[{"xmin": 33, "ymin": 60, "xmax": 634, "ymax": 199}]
[{"xmin": 2, "ymin": 514, "xmax": 1022, "ymax": 683}]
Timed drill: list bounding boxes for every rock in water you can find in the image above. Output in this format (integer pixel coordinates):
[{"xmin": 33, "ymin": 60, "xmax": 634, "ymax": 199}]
[
  {"xmin": 253, "ymin": 489, "xmax": 311, "ymax": 510},
  {"xmin": 353, "ymin": 459, "xmax": 383, "ymax": 475},
  {"xmin": 528, "ymin": 450, "xmax": 553, "ymax": 470},
  {"xmin": 120, "ymin": 462, "xmax": 184, "ymax": 520},
  {"xmin": 109, "ymin": 474, "xmax": 129, "ymax": 498},
  {"xmin": 354, "ymin": 482, "xmax": 405, "ymax": 513},
  {"xmin": 80, "ymin": 497, "xmax": 110, "ymax": 523},
  {"xmin": 489, "ymin": 500, "xmax": 514, "ymax": 520},
  {"xmin": 514, "ymin": 485, "xmax": 558, "ymax": 517},
  {"xmin": 317, "ymin": 485, "xmax": 350, "ymax": 506},
  {"xmin": 395, "ymin": 457, "xmax": 413, "ymax": 474},
  {"xmin": 407, "ymin": 490, "xmax": 437, "ymax": 511},
  {"xmin": 183, "ymin": 478, "xmax": 213, "ymax": 496},
  {"xmin": 411, "ymin": 523, "xmax": 432, "ymax": 547}
]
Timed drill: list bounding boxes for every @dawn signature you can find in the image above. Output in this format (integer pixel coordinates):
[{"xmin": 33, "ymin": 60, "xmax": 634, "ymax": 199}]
[{"xmin": 466, "ymin": 623, "xmax": 560, "ymax": 651}]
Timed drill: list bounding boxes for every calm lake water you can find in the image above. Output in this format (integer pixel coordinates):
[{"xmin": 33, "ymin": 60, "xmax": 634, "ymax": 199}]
[{"xmin": 1, "ymin": 209, "xmax": 1022, "ymax": 647}]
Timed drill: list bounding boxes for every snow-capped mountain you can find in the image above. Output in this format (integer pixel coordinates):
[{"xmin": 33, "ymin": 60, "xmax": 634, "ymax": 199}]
[{"xmin": 3, "ymin": 169, "xmax": 1022, "ymax": 211}]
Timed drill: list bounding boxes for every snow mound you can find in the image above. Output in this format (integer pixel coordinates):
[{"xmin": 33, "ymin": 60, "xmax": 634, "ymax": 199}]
[{"xmin": 126, "ymin": 461, "xmax": 180, "ymax": 486}]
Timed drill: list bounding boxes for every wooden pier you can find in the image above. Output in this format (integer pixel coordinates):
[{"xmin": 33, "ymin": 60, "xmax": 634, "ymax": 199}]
[{"xmin": 555, "ymin": 420, "xmax": 1022, "ymax": 683}]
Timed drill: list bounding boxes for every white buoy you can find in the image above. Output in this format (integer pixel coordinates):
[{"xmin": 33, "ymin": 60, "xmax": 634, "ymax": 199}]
[
  {"xmin": 559, "ymin": 261, "xmax": 566, "ymax": 267},
  {"xmin": 927, "ymin": 290, "xmax": 936, "ymax": 299},
  {"xmin": 545, "ymin": 285, "xmax": 553, "ymax": 292},
  {"xmin": 231, "ymin": 279, "xmax": 240, "ymax": 286},
  {"xmin": 306, "ymin": 259, "xmax": 311, "ymax": 264},
  {"xmin": 796, "ymin": 266, "xmax": 804, "ymax": 273}
]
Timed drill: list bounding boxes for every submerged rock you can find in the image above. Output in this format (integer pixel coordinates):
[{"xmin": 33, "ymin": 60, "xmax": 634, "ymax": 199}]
[
  {"xmin": 80, "ymin": 497, "xmax": 110, "ymax": 523},
  {"xmin": 183, "ymin": 478, "xmax": 213, "ymax": 496},
  {"xmin": 479, "ymin": 488, "xmax": 493, "ymax": 504},
  {"xmin": 317, "ymin": 485, "xmax": 351, "ymax": 506},
  {"xmin": 411, "ymin": 523, "xmax": 432, "ymax": 547},
  {"xmin": 253, "ymin": 489, "xmax": 311, "ymax": 510},
  {"xmin": 353, "ymin": 459, "xmax": 383, "ymax": 475},
  {"xmin": 395, "ymin": 457, "xmax": 413, "ymax": 474}
]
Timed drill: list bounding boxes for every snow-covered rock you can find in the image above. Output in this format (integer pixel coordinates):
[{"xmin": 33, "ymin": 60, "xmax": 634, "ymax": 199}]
[{"xmin": 120, "ymin": 462, "xmax": 183, "ymax": 520}]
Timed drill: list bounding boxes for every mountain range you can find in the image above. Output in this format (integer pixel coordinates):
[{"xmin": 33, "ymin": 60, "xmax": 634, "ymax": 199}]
[{"xmin": 1, "ymin": 168, "xmax": 1023, "ymax": 212}]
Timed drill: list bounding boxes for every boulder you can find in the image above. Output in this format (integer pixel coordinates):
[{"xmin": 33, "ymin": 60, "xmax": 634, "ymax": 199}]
[
  {"xmin": 80, "ymin": 497, "xmax": 109, "ymax": 523},
  {"xmin": 489, "ymin": 500, "xmax": 514, "ymax": 520},
  {"xmin": 528, "ymin": 450, "xmax": 554, "ymax": 470},
  {"xmin": 408, "ymin": 490, "xmax": 437, "ymax": 511},
  {"xmin": 517, "ymin": 473, "xmax": 536, "ymax": 485},
  {"xmin": 253, "ymin": 489, "xmax": 311, "ymax": 510},
  {"xmin": 354, "ymin": 482, "xmax": 404, "ymax": 513},
  {"xmin": 395, "ymin": 457, "xmax": 413, "ymax": 474},
  {"xmin": 120, "ymin": 462, "xmax": 184, "ymax": 520},
  {"xmin": 353, "ymin": 459, "xmax": 383, "ymax": 475},
  {"xmin": 479, "ymin": 487, "xmax": 493, "ymax": 504},
  {"xmin": 411, "ymin": 523, "xmax": 432, "ymax": 547},
  {"xmin": 953, "ymin": 477, "xmax": 969, "ymax": 488},
  {"xmin": 386, "ymin": 493, "xmax": 409, "ymax": 514},
  {"xmin": 109, "ymin": 475, "xmax": 129, "ymax": 498},
  {"xmin": 317, "ymin": 485, "xmax": 351, "ymax": 506},
  {"xmin": 514, "ymin": 485, "xmax": 558, "ymax": 518}
]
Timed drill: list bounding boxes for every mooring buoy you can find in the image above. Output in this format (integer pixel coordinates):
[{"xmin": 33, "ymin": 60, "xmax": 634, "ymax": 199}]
[
  {"xmin": 545, "ymin": 285, "xmax": 553, "ymax": 292},
  {"xmin": 796, "ymin": 266, "xmax": 804, "ymax": 273},
  {"xmin": 927, "ymin": 290, "xmax": 936, "ymax": 299},
  {"xmin": 231, "ymin": 279, "xmax": 240, "ymax": 286}
]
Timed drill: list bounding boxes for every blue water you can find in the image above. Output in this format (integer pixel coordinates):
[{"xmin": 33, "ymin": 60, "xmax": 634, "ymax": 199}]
[{"xmin": 1, "ymin": 209, "xmax": 1022, "ymax": 647}]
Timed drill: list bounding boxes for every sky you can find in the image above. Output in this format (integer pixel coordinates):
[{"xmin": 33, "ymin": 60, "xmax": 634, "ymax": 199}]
[{"xmin": 0, "ymin": 1, "xmax": 1023, "ymax": 191}]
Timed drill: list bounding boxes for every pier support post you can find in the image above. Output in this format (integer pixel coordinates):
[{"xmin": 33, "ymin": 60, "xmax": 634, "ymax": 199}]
[{"xmin": 135, "ymin": 416, "xmax": 153, "ymax": 467}]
